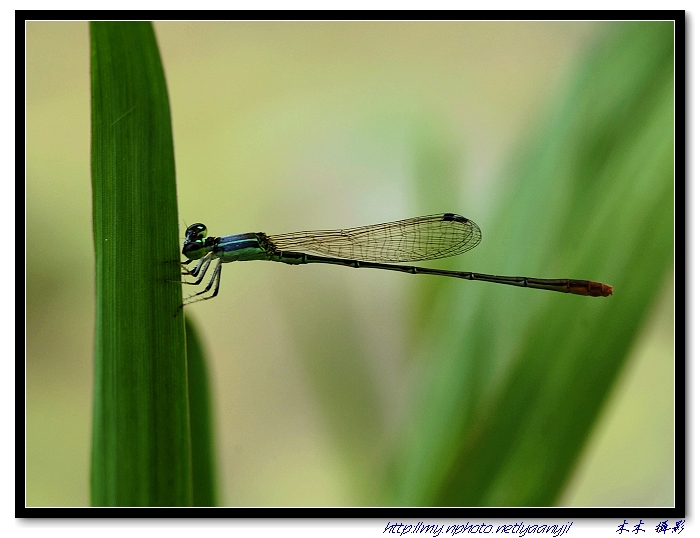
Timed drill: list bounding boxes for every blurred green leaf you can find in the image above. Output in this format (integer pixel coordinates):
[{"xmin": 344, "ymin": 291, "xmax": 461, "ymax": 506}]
[
  {"xmin": 387, "ymin": 21, "xmax": 673, "ymax": 506},
  {"xmin": 186, "ymin": 316, "xmax": 219, "ymax": 506},
  {"xmin": 90, "ymin": 21, "xmax": 191, "ymax": 506}
]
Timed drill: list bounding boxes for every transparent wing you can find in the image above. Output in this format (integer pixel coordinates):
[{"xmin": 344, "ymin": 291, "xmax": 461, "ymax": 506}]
[{"xmin": 268, "ymin": 213, "xmax": 481, "ymax": 262}]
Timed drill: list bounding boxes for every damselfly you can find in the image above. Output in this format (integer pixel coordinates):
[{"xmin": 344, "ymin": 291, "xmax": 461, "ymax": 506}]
[{"xmin": 180, "ymin": 213, "xmax": 612, "ymax": 305}]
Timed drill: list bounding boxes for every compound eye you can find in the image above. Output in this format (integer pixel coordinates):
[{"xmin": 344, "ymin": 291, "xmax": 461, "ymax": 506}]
[{"xmin": 185, "ymin": 223, "xmax": 208, "ymax": 240}]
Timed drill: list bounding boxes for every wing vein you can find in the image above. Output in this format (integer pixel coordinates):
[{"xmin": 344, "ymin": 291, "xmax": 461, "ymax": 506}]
[{"xmin": 268, "ymin": 213, "xmax": 481, "ymax": 262}]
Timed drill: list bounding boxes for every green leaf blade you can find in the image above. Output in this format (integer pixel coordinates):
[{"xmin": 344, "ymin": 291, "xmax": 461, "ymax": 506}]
[{"xmin": 90, "ymin": 21, "xmax": 190, "ymax": 507}]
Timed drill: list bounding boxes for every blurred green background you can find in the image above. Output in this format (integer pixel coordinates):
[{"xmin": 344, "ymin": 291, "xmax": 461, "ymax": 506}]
[{"xmin": 26, "ymin": 21, "xmax": 674, "ymax": 506}]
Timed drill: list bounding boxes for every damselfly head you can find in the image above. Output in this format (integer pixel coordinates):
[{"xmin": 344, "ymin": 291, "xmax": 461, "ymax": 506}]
[{"xmin": 182, "ymin": 223, "xmax": 210, "ymax": 260}]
